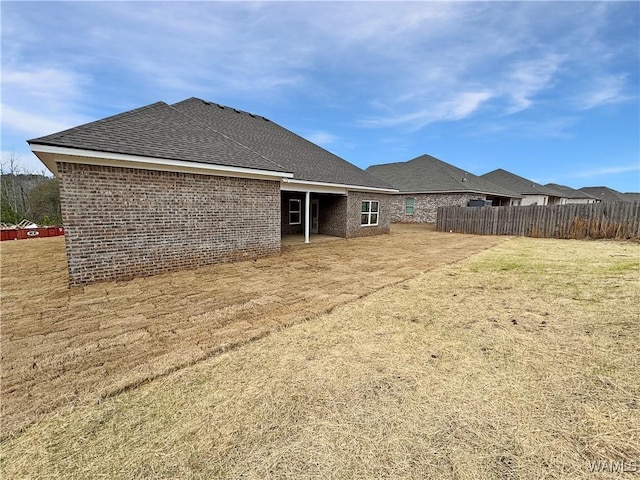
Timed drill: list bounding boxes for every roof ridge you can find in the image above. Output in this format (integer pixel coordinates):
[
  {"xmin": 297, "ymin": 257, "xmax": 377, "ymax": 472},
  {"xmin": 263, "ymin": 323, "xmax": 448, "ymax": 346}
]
[
  {"xmin": 178, "ymin": 98, "xmax": 391, "ymax": 188},
  {"xmin": 420, "ymin": 154, "xmax": 470, "ymax": 184},
  {"xmin": 184, "ymin": 97, "xmax": 270, "ymax": 121},
  {"xmin": 168, "ymin": 99, "xmax": 290, "ymax": 173},
  {"xmin": 424, "ymin": 155, "xmax": 520, "ymax": 196},
  {"xmin": 369, "ymin": 154, "xmax": 519, "ymax": 197}
]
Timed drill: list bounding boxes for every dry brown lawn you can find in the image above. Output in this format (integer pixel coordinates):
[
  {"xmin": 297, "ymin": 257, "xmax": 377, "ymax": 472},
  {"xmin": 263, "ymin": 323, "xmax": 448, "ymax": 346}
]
[
  {"xmin": 0, "ymin": 224, "xmax": 502, "ymax": 439},
  {"xmin": 1, "ymin": 232, "xmax": 638, "ymax": 479}
]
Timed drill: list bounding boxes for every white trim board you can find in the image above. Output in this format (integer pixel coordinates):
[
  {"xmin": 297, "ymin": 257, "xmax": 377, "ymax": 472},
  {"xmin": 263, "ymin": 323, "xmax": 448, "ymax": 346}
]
[
  {"xmin": 30, "ymin": 144, "xmax": 398, "ymax": 193},
  {"xmin": 29, "ymin": 144, "xmax": 293, "ymax": 181},
  {"xmin": 281, "ymin": 179, "xmax": 397, "ymax": 195}
]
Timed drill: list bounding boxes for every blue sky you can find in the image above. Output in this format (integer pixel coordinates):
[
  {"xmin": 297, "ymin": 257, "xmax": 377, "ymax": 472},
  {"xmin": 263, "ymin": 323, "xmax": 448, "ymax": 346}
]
[{"xmin": 2, "ymin": 1, "xmax": 639, "ymax": 192}]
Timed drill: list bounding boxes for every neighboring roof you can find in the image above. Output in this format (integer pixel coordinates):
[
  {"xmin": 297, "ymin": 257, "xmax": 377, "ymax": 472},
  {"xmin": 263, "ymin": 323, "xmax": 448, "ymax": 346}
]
[
  {"xmin": 545, "ymin": 183, "xmax": 598, "ymax": 200},
  {"xmin": 29, "ymin": 98, "xmax": 393, "ymax": 190},
  {"xmin": 579, "ymin": 186, "xmax": 629, "ymax": 203},
  {"xmin": 366, "ymin": 154, "xmax": 519, "ymax": 197},
  {"xmin": 170, "ymin": 98, "xmax": 392, "ymax": 189},
  {"xmin": 481, "ymin": 169, "xmax": 563, "ymax": 197},
  {"xmin": 622, "ymin": 192, "xmax": 640, "ymax": 202}
]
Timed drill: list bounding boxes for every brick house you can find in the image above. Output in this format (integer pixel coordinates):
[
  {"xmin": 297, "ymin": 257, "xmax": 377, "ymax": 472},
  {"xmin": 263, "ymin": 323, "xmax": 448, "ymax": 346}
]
[
  {"xmin": 28, "ymin": 98, "xmax": 396, "ymax": 286},
  {"xmin": 545, "ymin": 183, "xmax": 599, "ymax": 204},
  {"xmin": 481, "ymin": 169, "xmax": 566, "ymax": 206},
  {"xmin": 367, "ymin": 154, "xmax": 520, "ymax": 223},
  {"xmin": 578, "ymin": 186, "xmax": 627, "ymax": 203}
]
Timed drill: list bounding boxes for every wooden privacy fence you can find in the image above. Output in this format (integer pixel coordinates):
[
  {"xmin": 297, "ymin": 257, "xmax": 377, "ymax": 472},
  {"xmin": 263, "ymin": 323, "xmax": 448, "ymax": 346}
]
[{"xmin": 436, "ymin": 202, "xmax": 640, "ymax": 240}]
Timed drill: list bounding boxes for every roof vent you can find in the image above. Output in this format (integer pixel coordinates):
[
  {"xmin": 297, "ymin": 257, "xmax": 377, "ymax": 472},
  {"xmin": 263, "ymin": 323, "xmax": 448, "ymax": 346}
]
[
  {"xmin": 202, "ymin": 100, "xmax": 211, "ymax": 105},
  {"xmin": 218, "ymin": 105, "xmax": 225, "ymax": 109},
  {"xmin": 234, "ymin": 109, "xmax": 241, "ymax": 113}
]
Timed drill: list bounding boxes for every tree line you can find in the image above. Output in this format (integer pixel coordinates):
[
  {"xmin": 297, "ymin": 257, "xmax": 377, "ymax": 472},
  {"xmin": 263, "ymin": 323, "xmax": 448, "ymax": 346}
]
[{"xmin": 1, "ymin": 154, "xmax": 62, "ymax": 226}]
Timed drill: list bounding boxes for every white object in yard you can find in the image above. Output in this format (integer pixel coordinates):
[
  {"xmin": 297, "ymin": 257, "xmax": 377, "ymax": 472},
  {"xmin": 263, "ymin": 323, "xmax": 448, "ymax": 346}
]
[{"xmin": 17, "ymin": 219, "xmax": 39, "ymax": 229}]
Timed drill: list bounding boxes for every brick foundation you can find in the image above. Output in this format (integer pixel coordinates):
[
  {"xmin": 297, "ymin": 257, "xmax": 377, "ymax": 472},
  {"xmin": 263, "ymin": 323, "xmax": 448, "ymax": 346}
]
[{"xmin": 57, "ymin": 163, "xmax": 281, "ymax": 286}]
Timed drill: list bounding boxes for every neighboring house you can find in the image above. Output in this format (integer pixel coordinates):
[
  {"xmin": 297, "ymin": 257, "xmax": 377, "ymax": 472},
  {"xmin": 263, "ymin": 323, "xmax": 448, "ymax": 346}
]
[
  {"xmin": 28, "ymin": 98, "xmax": 396, "ymax": 286},
  {"xmin": 545, "ymin": 183, "xmax": 599, "ymax": 204},
  {"xmin": 622, "ymin": 192, "xmax": 640, "ymax": 202},
  {"xmin": 579, "ymin": 186, "xmax": 630, "ymax": 203},
  {"xmin": 481, "ymin": 169, "xmax": 565, "ymax": 206},
  {"xmin": 366, "ymin": 154, "xmax": 521, "ymax": 223}
]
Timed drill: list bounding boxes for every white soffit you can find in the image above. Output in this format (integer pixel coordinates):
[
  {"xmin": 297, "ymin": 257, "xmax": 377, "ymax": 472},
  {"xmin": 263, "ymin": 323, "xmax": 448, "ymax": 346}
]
[
  {"xmin": 281, "ymin": 178, "xmax": 397, "ymax": 195},
  {"xmin": 29, "ymin": 144, "xmax": 294, "ymax": 181}
]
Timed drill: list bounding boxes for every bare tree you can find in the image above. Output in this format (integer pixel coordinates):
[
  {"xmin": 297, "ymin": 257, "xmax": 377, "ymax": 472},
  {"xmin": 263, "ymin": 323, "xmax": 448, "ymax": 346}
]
[
  {"xmin": 1, "ymin": 153, "xmax": 21, "ymax": 223},
  {"xmin": 1, "ymin": 154, "xmax": 58, "ymax": 224}
]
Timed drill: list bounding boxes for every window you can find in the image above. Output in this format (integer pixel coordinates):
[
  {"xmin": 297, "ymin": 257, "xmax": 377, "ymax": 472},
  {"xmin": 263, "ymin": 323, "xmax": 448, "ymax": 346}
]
[
  {"xmin": 361, "ymin": 200, "xmax": 379, "ymax": 226},
  {"xmin": 405, "ymin": 197, "xmax": 415, "ymax": 215},
  {"xmin": 289, "ymin": 199, "xmax": 301, "ymax": 225}
]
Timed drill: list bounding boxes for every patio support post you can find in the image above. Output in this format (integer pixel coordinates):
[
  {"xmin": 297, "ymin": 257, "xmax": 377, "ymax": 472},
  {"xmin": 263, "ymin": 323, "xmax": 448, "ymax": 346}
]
[{"xmin": 304, "ymin": 191, "xmax": 311, "ymax": 243}]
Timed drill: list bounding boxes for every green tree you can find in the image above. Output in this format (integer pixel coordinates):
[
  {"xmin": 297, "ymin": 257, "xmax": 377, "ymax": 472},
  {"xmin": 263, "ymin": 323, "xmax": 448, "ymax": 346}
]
[
  {"xmin": 27, "ymin": 178, "xmax": 62, "ymax": 225},
  {"xmin": 1, "ymin": 153, "xmax": 61, "ymax": 225}
]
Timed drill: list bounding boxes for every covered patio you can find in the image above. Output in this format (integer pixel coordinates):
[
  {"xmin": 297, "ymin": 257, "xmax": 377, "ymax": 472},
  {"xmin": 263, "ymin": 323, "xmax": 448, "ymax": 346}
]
[
  {"xmin": 281, "ymin": 232, "xmax": 344, "ymax": 247},
  {"xmin": 281, "ymin": 188, "xmax": 348, "ymax": 244}
]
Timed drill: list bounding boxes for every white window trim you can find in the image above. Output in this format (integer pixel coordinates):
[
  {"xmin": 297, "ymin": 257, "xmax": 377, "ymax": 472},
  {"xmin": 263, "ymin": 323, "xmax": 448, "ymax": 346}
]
[
  {"xmin": 361, "ymin": 200, "xmax": 380, "ymax": 227},
  {"xmin": 405, "ymin": 197, "xmax": 415, "ymax": 215},
  {"xmin": 289, "ymin": 199, "xmax": 301, "ymax": 225}
]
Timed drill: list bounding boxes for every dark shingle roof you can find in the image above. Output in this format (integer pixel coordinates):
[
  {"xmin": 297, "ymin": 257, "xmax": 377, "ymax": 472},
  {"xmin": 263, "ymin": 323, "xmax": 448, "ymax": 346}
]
[
  {"xmin": 28, "ymin": 102, "xmax": 288, "ymax": 173},
  {"xmin": 171, "ymin": 98, "xmax": 392, "ymax": 189},
  {"xmin": 366, "ymin": 154, "xmax": 519, "ymax": 197},
  {"xmin": 29, "ymin": 97, "xmax": 393, "ymax": 189},
  {"xmin": 481, "ymin": 169, "xmax": 562, "ymax": 197},
  {"xmin": 622, "ymin": 192, "xmax": 640, "ymax": 202},
  {"xmin": 579, "ymin": 186, "xmax": 628, "ymax": 203},
  {"xmin": 545, "ymin": 183, "xmax": 597, "ymax": 200}
]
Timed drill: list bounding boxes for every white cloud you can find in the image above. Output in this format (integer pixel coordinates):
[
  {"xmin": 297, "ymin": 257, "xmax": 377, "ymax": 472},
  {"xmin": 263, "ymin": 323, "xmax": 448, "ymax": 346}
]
[
  {"xmin": 573, "ymin": 164, "xmax": 640, "ymax": 178},
  {"xmin": 471, "ymin": 116, "xmax": 579, "ymax": 140},
  {"xmin": 1, "ymin": 1, "xmax": 637, "ymax": 154},
  {"xmin": 1, "ymin": 104, "xmax": 77, "ymax": 137},
  {"xmin": 447, "ymin": 92, "xmax": 495, "ymax": 120},
  {"xmin": 3, "ymin": 68, "xmax": 82, "ymax": 103},
  {"xmin": 1, "ymin": 66, "xmax": 90, "ymax": 138},
  {"xmin": 575, "ymin": 74, "xmax": 635, "ymax": 110},
  {"xmin": 303, "ymin": 130, "xmax": 340, "ymax": 147},
  {"xmin": 362, "ymin": 91, "xmax": 494, "ymax": 130},
  {"xmin": 501, "ymin": 55, "xmax": 564, "ymax": 114}
]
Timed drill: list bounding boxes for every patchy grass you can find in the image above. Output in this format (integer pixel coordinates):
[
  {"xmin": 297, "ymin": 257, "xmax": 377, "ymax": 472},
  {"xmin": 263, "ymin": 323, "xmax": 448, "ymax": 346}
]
[
  {"xmin": 2, "ymin": 236, "xmax": 638, "ymax": 479},
  {"xmin": 0, "ymin": 225, "xmax": 502, "ymax": 437}
]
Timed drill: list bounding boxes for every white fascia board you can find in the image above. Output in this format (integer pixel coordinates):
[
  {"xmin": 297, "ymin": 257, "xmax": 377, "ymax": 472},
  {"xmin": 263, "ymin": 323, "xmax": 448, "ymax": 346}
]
[
  {"xmin": 281, "ymin": 178, "xmax": 397, "ymax": 195},
  {"xmin": 397, "ymin": 190, "xmax": 522, "ymax": 198},
  {"xmin": 29, "ymin": 144, "xmax": 294, "ymax": 181}
]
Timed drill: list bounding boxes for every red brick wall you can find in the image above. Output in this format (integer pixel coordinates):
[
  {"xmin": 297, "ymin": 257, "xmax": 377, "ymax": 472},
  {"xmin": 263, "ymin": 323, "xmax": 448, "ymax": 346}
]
[{"xmin": 57, "ymin": 163, "xmax": 281, "ymax": 286}]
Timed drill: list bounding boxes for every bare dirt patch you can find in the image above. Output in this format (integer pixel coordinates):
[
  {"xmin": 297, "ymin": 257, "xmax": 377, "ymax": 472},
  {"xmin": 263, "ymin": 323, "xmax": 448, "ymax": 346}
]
[
  {"xmin": 0, "ymin": 224, "xmax": 502, "ymax": 437},
  {"xmin": 2, "ymin": 236, "xmax": 638, "ymax": 479}
]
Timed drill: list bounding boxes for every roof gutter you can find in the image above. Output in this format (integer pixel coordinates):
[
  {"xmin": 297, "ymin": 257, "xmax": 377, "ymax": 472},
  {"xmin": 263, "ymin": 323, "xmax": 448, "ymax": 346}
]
[
  {"xmin": 395, "ymin": 189, "xmax": 522, "ymax": 198},
  {"xmin": 281, "ymin": 178, "xmax": 398, "ymax": 194}
]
